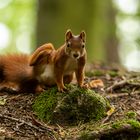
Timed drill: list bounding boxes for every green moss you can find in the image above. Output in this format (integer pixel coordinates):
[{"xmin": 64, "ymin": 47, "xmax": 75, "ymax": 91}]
[
  {"xmin": 108, "ymin": 70, "xmax": 118, "ymax": 77},
  {"xmin": 55, "ymin": 88, "xmax": 109, "ymax": 124},
  {"xmin": 127, "ymin": 119, "xmax": 140, "ymax": 130},
  {"xmin": 86, "ymin": 70, "xmax": 118, "ymax": 77},
  {"xmin": 112, "ymin": 122, "xmax": 121, "ymax": 129},
  {"xmin": 86, "ymin": 70, "xmax": 104, "ymax": 77},
  {"xmin": 78, "ymin": 119, "xmax": 140, "ymax": 140},
  {"xmin": 33, "ymin": 85, "xmax": 110, "ymax": 125},
  {"xmin": 32, "ymin": 87, "xmax": 59, "ymax": 121},
  {"xmin": 111, "ymin": 119, "xmax": 140, "ymax": 130},
  {"xmin": 126, "ymin": 111, "xmax": 137, "ymax": 119},
  {"xmin": 112, "ymin": 121, "xmax": 125, "ymax": 129},
  {"xmin": 80, "ymin": 132, "xmax": 93, "ymax": 140}
]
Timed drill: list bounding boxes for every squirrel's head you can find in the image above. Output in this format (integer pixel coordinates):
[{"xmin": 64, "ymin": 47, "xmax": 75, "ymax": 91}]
[{"xmin": 65, "ymin": 29, "xmax": 86, "ymax": 59}]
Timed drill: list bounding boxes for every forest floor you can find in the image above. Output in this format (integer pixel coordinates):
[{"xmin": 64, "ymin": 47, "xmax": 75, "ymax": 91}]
[{"xmin": 0, "ymin": 63, "xmax": 140, "ymax": 140}]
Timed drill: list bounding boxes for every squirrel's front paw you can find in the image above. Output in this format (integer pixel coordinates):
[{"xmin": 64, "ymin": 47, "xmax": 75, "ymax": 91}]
[
  {"xmin": 35, "ymin": 86, "xmax": 45, "ymax": 93},
  {"xmin": 58, "ymin": 86, "xmax": 67, "ymax": 93}
]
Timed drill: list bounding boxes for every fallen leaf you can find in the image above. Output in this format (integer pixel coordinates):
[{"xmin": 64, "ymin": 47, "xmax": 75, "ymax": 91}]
[
  {"xmin": 106, "ymin": 105, "xmax": 115, "ymax": 116},
  {"xmin": 88, "ymin": 79, "xmax": 104, "ymax": 88},
  {"xmin": 0, "ymin": 98, "xmax": 6, "ymax": 105}
]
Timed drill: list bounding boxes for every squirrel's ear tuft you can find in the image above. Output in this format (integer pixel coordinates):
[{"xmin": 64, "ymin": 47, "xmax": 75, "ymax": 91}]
[
  {"xmin": 79, "ymin": 31, "xmax": 86, "ymax": 42},
  {"xmin": 65, "ymin": 29, "xmax": 73, "ymax": 42}
]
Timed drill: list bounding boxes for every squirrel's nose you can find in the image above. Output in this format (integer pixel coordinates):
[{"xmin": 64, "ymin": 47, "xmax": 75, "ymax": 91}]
[{"xmin": 73, "ymin": 54, "xmax": 79, "ymax": 58}]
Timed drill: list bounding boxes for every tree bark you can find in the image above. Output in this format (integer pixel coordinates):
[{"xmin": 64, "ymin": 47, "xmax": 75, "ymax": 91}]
[{"xmin": 105, "ymin": 0, "xmax": 119, "ymax": 63}]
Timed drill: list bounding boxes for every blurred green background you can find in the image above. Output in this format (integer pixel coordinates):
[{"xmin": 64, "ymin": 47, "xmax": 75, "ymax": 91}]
[{"xmin": 0, "ymin": 0, "xmax": 140, "ymax": 70}]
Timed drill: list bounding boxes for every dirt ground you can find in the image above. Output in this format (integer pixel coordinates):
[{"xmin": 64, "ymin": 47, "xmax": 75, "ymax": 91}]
[{"xmin": 0, "ymin": 64, "xmax": 140, "ymax": 140}]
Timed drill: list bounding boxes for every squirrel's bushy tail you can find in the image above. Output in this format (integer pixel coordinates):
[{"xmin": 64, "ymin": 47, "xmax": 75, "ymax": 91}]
[{"xmin": 0, "ymin": 54, "xmax": 39, "ymax": 93}]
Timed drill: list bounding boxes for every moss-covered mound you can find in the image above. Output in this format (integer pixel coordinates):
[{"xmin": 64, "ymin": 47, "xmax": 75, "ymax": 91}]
[
  {"xmin": 79, "ymin": 119, "xmax": 140, "ymax": 140},
  {"xmin": 33, "ymin": 85, "xmax": 110, "ymax": 125}
]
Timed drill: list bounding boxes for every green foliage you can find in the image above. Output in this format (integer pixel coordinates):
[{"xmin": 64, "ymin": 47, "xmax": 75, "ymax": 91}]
[
  {"xmin": 0, "ymin": 0, "xmax": 36, "ymax": 53},
  {"xmin": 111, "ymin": 111, "xmax": 139, "ymax": 130},
  {"xmin": 127, "ymin": 119, "xmax": 140, "ymax": 130},
  {"xmin": 86, "ymin": 70, "xmax": 104, "ymax": 77},
  {"xmin": 86, "ymin": 70, "xmax": 118, "ymax": 77},
  {"xmin": 107, "ymin": 70, "xmax": 118, "ymax": 77},
  {"xmin": 112, "ymin": 121, "xmax": 123, "ymax": 129},
  {"xmin": 78, "ymin": 119, "xmax": 140, "ymax": 139},
  {"xmin": 112, "ymin": 119, "xmax": 140, "ymax": 130},
  {"xmin": 126, "ymin": 111, "xmax": 137, "ymax": 119},
  {"xmin": 78, "ymin": 110, "xmax": 140, "ymax": 139},
  {"xmin": 33, "ymin": 85, "xmax": 110, "ymax": 125},
  {"xmin": 80, "ymin": 132, "xmax": 93, "ymax": 140}
]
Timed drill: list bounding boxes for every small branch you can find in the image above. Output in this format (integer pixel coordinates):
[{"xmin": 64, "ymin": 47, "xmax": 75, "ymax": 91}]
[
  {"xmin": 106, "ymin": 77, "xmax": 140, "ymax": 93},
  {"xmin": 106, "ymin": 80, "xmax": 127, "ymax": 93},
  {"xmin": 31, "ymin": 115, "xmax": 56, "ymax": 132},
  {"xmin": 105, "ymin": 93, "xmax": 129, "ymax": 99},
  {"xmin": 0, "ymin": 113, "xmax": 52, "ymax": 133}
]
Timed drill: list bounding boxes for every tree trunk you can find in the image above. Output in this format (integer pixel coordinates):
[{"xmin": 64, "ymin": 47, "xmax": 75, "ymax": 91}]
[
  {"xmin": 89, "ymin": 0, "xmax": 119, "ymax": 63},
  {"xmin": 105, "ymin": 0, "xmax": 119, "ymax": 63}
]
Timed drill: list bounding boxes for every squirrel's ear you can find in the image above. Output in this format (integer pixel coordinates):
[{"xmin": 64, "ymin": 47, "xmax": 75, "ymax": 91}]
[
  {"xmin": 79, "ymin": 31, "xmax": 86, "ymax": 42},
  {"xmin": 65, "ymin": 29, "xmax": 73, "ymax": 42}
]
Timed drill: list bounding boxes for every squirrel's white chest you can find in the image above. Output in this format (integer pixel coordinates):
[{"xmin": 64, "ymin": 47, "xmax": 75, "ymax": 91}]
[{"xmin": 39, "ymin": 64, "xmax": 55, "ymax": 85}]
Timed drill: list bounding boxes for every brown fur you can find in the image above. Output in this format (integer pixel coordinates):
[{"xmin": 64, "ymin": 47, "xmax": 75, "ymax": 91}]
[
  {"xmin": 0, "ymin": 43, "xmax": 55, "ymax": 93},
  {"xmin": 0, "ymin": 30, "xmax": 86, "ymax": 93},
  {"xmin": 0, "ymin": 54, "xmax": 39, "ymax": 93},
  {"xmin": 29, "ymin": 43, "xmax": 55, "ymax": 66},
  {"xmin": 54, "ymin": 30, "xmax": 86, "ymax": 92},
  {"xmin": 29, "ymin": 43, "xmax": 55, "ymax": 77},
  {"xmin": 31, "ymin": 29, "xmax": 86, "ymax": 92}
]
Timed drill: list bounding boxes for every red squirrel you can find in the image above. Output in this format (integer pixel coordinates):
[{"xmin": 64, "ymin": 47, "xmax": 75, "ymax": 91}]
[
  {"xmin": 0, "ymin": 29, "xmax": 86, "ymax": 93},
  {"xmin": 30, "ymin": 29, "xmax": 87, "ymax": 92}
]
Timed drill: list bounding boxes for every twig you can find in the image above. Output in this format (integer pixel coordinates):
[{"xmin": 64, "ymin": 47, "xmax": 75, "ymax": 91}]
[
  {"xmin": 106, "ymin": 80, "xmax": 127, "ymax": 93},
  {"xmin": 130, "ymin": 90, "xmax": 140, "ymax": 96},
  {"xmin": 105, "ymin": 93, "xmax": 129, "ymax": 99},
  {"xmin": 31, "ymin": 115, "xmax": 56, "ymax": 132},
  {"xmin": 106, "ymin": 77, "xmax": 140, "ymax": 93},
  {"xmin": 0, "ymin": 113, "xmax": 52, "ymax": 133}
]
